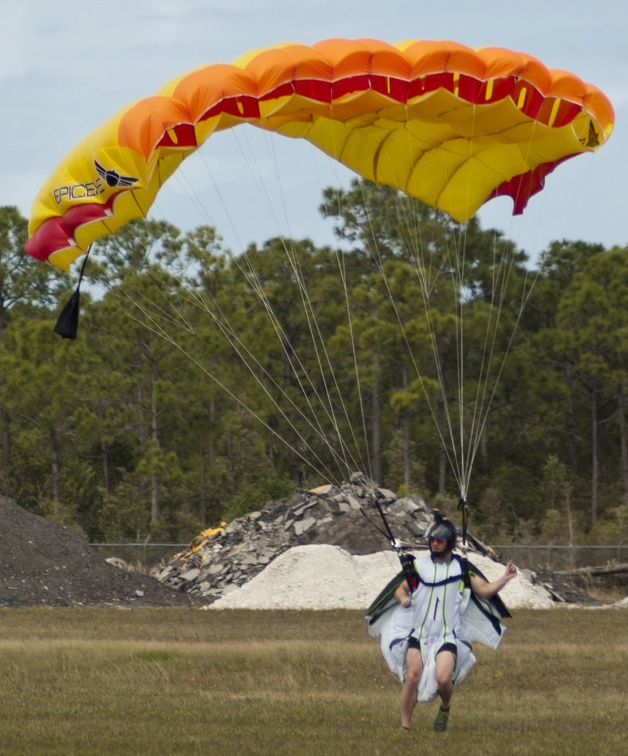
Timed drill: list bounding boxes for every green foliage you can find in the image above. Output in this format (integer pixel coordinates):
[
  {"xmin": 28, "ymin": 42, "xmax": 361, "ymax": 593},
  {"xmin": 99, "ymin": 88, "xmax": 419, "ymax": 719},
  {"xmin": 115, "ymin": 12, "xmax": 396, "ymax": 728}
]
[
  {"xmin": 584, "ymin": 505, "xmax": 628, "ymax": 543},
  {"xmin": 382, "ymin": 427, "xmax": 427, "ymax": 496},
  {"xmin": 98, "ymin": 476, "xmax": 152, "ymax": 541},
  {"xmin": 222, "ymin": 473, "xmax": 294, "ymax": 522}
]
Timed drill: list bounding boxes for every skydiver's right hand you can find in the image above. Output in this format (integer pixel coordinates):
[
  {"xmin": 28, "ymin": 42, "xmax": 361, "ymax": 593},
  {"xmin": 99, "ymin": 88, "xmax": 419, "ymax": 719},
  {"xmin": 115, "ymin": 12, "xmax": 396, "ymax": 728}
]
[{"xmin": 394, "ymin": 583, "xmax": 412, "ymax": 607}]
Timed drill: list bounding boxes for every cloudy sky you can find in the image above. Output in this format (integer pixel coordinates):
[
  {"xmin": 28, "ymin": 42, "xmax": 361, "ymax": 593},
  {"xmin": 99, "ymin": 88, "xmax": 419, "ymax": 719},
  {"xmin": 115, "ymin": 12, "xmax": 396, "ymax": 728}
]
[{"xmin": 2, "ymin": 0, "xmax": 626, "ymax": 264}]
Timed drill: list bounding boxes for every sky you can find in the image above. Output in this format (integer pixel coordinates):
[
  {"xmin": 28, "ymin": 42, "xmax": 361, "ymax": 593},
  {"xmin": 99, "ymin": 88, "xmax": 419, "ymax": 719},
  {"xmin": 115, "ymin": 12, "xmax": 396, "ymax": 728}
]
[{"xmin": 2, "ymin": 0, "xmax": 627, "ymax": 267}]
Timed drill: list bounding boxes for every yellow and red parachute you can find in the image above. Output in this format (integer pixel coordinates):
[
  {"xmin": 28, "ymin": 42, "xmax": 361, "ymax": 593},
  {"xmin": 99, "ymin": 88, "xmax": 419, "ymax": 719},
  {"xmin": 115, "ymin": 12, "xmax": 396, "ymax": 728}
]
[{"xmin": 26, "ymin": 38, "xmax": 614, "ymax": 271}]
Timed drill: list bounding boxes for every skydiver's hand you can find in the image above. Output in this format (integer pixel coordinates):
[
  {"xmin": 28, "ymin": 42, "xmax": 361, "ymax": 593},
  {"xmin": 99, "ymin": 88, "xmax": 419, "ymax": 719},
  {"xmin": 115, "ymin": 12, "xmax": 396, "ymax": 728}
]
[
  {"xmin": 503, "ymin": 560, "xmax": 517, "ymax": 582},
  {"xmin": 394, "ymin": 583, "xmax": 412, "ymax": 607}
]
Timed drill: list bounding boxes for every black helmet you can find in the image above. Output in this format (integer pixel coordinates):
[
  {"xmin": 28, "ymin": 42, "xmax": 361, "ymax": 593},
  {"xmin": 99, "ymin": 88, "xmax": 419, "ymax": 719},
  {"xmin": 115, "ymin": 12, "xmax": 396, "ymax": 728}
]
[{"xmin": 426, "ymin": 512, "xmax": 457, "ymax": 553}]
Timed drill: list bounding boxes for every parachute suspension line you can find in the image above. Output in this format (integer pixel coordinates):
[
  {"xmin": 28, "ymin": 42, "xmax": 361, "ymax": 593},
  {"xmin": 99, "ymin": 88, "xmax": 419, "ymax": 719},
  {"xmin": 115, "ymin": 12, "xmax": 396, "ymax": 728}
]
[
  {"xmin": 157, "ymin": 176, "xmax": 356, "ymax": 488},
  {"xmin": 443, "ymin": 222, "xmax": 471, "ymax": 497},
  {"xmin": 462, "ymin": 231, "xmax": 502, "ymax": 495},
  {"xmin": 145, "ymin": 154, "xmax": 534, "ymax": 508},
  {"xmin": 269, "ymin": 145, "xmax": 376, "ymax": 481},
  {"xmin": 92, "ymin": 205, "xmax": 397, "ymax": 573},
  {"xmin": 106, "ymin": 273, "xmax": 347, "ymax": 485},
  {"xmin": 322, "ymin": 103, "xmax": 377, "ymax": 486},
  {"xmin": 103, "ymin": 91, "xmax": 542, "ymax": 501},
  {"xmin": 330, "ymin": 238, "xmax": 377, "ymax": 485},
  {"xmin": 192, "ymin": 263, "xmax": 367, "ymax": 483},
  {"xmin": 267, "ymin": 236, "xmax": 371, "ymax": 479},
  {"xmin": 233, "ymin": 127, "xmax": 377, "ymax": 484},
  {"xmin": 238, "ymin": 133, "xmax": 374, "ymax": 482},
  {"xmin": 343, "ymin": 148, "xmax": 465, "ymax": 494},
  {"xmin": 459, "ymin": 114, "xmax": 547, "ymax": 494},
  {"xmin": 447, "ymin": 99, "xmax": 482, "ymax": 501},
  {"xmin": 375, "ymin": 192, "xmax": 482, "ymax": 502},
  {"xmin": 156, "ymin": 129, "xmax": 373, "ymax": 486},
  {"xmin": 238, "ymin": 125, "xmax": 398, "ymax": 549},
  {"xmin": 455, "ymin": 213, "xmax": 470, "ymax": 499},
  {"xmin": 464, "ymin": 232, "xmax": 516, "ymax": 486},
  {"xmin": 353, "ymin": 178, "xmax": 441, "ymax": 487},
  {"xmin": 97, "ymin": 218, "xmax": 364, "ymax": 489},
  {"xmin": 352, "ymin": 177, "xmax": 463, "ymax": 489},
  {"xmin": 406, "ymin": 209, "xmax": 468, "ymax": 495},
  {"xmin": 465, "ymin": 250, "xmax": 541, "ymax": 484},
  {"xmin": 261, "ymin": 153, "xmax": 381, "ymax": 482},
  {"xmin": 382, "ymin": 96, "xmax": 541, "ymax": 503},
  {"xmin": 225, "ymin": 126, "xmax": 294, "ymax": 248},
  {"xmin": 380, "ymin": 110, "xmax": 470, "ymax": 495},
  {"xmin": 153, "ymin": 154, "xmax": 222, "ymax": 238}
]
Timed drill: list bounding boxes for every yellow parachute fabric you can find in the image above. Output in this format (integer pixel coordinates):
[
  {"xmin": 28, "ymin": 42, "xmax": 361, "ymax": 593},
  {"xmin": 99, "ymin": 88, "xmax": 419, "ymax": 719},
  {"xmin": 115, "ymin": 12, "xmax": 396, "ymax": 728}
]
[{"xmin": 26, "ymin": 38, "xmax": 614, "ymax": 271}]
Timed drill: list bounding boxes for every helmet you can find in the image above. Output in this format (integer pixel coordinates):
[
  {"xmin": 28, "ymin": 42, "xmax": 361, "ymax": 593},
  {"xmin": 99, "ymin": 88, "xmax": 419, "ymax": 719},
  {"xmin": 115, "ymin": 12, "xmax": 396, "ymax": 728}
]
[{"xmin": 425, "ymin": 512, "xmax": 457, "ymax": 554}]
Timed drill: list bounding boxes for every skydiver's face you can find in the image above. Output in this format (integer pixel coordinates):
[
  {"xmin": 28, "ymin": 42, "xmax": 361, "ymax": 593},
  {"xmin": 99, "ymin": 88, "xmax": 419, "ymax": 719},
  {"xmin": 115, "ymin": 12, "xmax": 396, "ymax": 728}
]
[{"xmin": 429, "ymin": 536, "xmax": 449, "ymax": 559}]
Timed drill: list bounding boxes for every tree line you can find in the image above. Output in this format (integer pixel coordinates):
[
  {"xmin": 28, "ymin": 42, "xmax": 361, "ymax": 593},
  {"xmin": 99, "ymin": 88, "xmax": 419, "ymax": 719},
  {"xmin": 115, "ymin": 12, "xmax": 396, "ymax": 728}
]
[{"xmin": 1, "ymin": 182, "xmax": 627, "ymax": 548}]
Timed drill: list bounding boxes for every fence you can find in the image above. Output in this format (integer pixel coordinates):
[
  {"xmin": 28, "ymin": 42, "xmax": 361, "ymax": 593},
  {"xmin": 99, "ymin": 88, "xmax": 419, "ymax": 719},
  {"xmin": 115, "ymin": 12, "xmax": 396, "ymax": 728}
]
[
  {"xmin": 492, "ymin": 543, "xmax": 627, "ymax": 572},
  {"xmin": 89, "ymin": 540, "xmax": 628, "ymax": 573},
  {"xmin": 89, "ymin": 542, "xmax": 187, "ymax": 571}
]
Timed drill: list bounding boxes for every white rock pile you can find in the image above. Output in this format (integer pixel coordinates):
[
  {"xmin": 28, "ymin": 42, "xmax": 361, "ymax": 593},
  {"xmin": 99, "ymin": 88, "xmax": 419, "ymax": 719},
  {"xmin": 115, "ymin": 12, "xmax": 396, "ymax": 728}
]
[{"xmin": 208, "ymin": 544, "xmax": 556, "ymax": 610}]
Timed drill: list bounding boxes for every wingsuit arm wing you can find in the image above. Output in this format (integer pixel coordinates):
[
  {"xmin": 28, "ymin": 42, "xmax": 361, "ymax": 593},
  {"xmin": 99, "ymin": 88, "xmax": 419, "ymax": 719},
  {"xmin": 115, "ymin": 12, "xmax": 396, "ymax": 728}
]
[{"xmin": 365, "ymin": 553, "xmax": 417, "ymax": 637}]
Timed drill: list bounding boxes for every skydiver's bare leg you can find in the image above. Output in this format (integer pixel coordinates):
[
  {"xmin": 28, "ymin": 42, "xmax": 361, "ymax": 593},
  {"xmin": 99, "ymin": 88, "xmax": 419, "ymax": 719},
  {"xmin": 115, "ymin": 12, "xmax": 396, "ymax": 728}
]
[
  {"xmin": 434, "ymin": 649, "xmax": 455, "ymax": 710},
  {"xmin": 400, "ymin": 646, "xmax": 422, "ymax": 728}
]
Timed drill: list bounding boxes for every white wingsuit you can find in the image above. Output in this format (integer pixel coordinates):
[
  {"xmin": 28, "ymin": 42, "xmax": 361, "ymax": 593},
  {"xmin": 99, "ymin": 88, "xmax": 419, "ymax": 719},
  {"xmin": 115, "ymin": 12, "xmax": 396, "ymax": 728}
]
[{"xmin": 367, "ymin": 551, "xmax": 508, "ymax": 703}]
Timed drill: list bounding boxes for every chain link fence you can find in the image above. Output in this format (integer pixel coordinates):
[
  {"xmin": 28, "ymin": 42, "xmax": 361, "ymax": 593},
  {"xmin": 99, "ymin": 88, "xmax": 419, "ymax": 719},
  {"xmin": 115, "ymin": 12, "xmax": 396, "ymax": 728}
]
[
  {"xmin": 492, "ymin": 543, "xmax": 627, "ymax": 572},
  {"xmin": 89, "ymin": 542, "xmax": 187, "ymax": 572},
  {"xmin": 89, "ymin": 540, "xmax": 627, "ymax": 573}
]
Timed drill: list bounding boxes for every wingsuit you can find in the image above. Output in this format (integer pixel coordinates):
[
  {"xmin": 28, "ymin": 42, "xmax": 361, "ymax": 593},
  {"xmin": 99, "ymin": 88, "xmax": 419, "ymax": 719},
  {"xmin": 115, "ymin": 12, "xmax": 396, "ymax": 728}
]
[{"xmin": 365, "ymin": 545, "xmax": 511, "ymax": 703}]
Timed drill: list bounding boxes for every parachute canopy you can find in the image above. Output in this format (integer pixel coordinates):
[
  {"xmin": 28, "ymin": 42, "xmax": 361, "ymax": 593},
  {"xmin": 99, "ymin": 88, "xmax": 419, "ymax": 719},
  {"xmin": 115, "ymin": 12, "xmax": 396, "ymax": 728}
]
[{"xmin": 26, "ymin": 38, "xmax": 614, "ymax": 271}]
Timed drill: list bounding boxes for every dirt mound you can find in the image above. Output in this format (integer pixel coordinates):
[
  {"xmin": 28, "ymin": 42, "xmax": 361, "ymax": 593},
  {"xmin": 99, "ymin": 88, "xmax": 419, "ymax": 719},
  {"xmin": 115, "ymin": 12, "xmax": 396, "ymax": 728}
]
[{"xmin": 0, "ymin": 496, "xmax": 201, "ymax": 608}]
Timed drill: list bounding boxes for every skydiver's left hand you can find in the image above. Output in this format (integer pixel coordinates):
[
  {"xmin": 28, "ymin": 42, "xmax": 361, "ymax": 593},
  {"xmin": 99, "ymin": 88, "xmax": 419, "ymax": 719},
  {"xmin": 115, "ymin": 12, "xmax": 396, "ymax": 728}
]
[{"xmin": 503, "ymin": 560, "xmax": 517, "ymax": 582}]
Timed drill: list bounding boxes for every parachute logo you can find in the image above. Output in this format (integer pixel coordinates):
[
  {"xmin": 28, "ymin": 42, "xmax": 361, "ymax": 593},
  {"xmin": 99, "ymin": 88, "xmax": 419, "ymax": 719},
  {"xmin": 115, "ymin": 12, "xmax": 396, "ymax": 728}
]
[
  {"xmin": 53, "ymin": 179, "xmax": 105, "ymax": 205},
  {"xmin": 50, "ymin": 160, "xmax": 139, "ymax": 208},
  {"xmin": 94, "ymin": 160, "xmax": 139, "ymax": 189}
]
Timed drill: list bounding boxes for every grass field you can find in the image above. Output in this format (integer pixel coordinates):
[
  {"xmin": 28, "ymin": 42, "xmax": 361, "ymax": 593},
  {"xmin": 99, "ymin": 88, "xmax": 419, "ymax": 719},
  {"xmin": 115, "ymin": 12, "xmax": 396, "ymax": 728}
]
[{"xmin": 0, "ymin": 607, "xmax": 626, "ymax": 755}]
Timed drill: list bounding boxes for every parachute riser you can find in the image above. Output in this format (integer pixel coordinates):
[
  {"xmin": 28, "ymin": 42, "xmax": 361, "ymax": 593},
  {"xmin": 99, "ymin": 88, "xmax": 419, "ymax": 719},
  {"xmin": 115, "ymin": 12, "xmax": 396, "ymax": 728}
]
[
  {"xmin": 369, "ymin": 490, "xmax": 417, "ymax": 587},
  {"xmin": 458, "ymin": 496, "xmax": 470, "ymax": 557}
]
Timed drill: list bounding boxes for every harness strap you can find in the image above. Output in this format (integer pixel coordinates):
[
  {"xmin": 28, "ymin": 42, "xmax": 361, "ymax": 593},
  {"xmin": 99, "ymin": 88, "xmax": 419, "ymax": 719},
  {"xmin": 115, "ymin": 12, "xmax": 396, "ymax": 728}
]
[{"xmin": 417, "ymin": 574, "xmax": 462, "ymax": 588}]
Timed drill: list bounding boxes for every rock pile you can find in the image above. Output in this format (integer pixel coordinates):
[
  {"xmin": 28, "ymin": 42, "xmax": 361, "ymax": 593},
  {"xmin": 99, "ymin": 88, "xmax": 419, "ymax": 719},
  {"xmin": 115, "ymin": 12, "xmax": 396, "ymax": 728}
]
[{"xmin": 157, "ymin": 475, "xmax": 497, "ymax": 604}]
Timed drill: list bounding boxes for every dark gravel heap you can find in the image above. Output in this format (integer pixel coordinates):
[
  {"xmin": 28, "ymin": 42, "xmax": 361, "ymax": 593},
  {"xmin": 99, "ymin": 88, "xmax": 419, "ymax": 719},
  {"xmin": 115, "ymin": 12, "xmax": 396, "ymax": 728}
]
[{"xmin": 0, "ymin": 496, "xmax": 201, "ymax": 608}]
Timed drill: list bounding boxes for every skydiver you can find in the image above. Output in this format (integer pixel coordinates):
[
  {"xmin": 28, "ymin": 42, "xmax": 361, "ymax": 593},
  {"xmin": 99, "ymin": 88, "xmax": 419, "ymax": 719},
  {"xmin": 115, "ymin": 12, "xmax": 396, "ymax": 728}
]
[{"xmin": 393, "ymin": 516, "xmax": 517, "ymax": 732}]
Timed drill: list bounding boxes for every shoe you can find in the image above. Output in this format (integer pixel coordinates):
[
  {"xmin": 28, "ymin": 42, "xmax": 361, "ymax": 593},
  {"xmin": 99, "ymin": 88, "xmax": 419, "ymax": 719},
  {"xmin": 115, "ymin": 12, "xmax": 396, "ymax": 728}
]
[{"xmin": 433, "ymin": 706, "xmax": 450, "ymax": 732}]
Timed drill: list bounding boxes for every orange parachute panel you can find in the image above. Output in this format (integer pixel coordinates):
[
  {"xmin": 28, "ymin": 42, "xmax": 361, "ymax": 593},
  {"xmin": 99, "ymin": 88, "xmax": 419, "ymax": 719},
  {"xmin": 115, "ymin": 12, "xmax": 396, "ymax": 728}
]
[{"xmin": 26, "ymin": 38, "xmax": 614, "ymax": 271}]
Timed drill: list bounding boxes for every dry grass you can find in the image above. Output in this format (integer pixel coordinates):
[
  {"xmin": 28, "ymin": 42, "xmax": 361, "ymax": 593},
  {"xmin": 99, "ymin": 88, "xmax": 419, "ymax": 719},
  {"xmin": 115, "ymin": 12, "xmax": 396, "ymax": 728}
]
[{"xmin": 0, "ymin": 607, "xmax": 625, "ymax": 755}]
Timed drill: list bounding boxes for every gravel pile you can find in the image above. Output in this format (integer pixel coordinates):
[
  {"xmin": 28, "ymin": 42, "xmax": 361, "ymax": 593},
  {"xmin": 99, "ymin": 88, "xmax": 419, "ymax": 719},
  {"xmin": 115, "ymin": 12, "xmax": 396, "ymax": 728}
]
[{"xmin": 0, "ymin": 496, "xmax": 201, "ymax": 608}]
